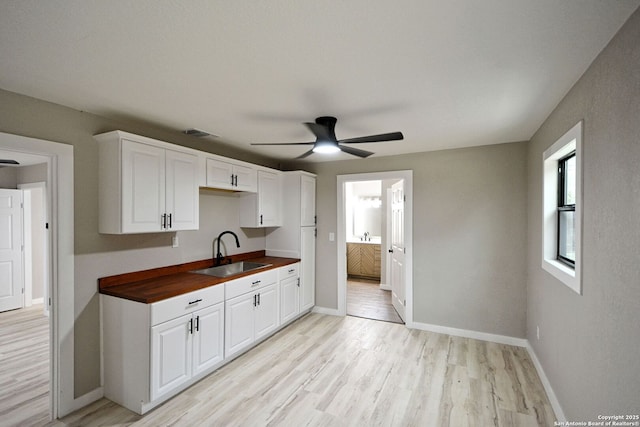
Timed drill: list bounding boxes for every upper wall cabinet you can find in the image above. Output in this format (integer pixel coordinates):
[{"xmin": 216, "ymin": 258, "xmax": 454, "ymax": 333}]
[
  {"xmin": 95, "ymin": 131, "xmax": 199, "ymax": 234},
  {"xmin": 205, "ymin": 158, "xmax": 257, "ymax": 192},
  {"xmin": 239, "ymin": 170, "xmax": 282, "ymax": 227}
]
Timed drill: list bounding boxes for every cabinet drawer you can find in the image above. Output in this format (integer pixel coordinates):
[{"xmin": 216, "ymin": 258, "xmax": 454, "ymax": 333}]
[
  {"xmin": 279, "ymin": 263, "xmax": 299, "ymax": 281},
  {"xmin": 151, "ymin": 284, "xmax": 225, "ymax": 326},
  {"xmin": 225, "ymin": 269, "xmax": 278, "ymax": 300}
]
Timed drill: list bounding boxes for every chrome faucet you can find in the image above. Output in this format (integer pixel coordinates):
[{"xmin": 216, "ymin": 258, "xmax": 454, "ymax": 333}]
[{"xmin": 215, "ymin": 230, "xmax": 240, "ymax": 266}]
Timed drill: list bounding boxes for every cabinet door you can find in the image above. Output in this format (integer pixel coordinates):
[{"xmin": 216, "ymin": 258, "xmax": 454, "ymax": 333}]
[
  {"xmin": 192, "ymin": 303, "xmax": 224, "ymax": 376},
  {"xmin": 346, "ymin": 243, "xmax": 361, "ymax": 275},
  {"xmin": 225, "ymin": 293, "xmax": 255, "ymax": 358},
  {"xmin": 300, "ymin": 227, "xmax": 316, "ymax": 311},
  {"xmin": 206, "ymin": 158, "xmax": 235, "ymax": 190},
  {"xmin": 233, "ymin": 164, "xmax": 257, "ymax": 192},
  {"xmin": 121, "ymin": 140, "xmax": 165, "ymax": 233},
  {"xmin": 165, "ymin": 149, "xmax": 199, "ymax": 231},
  {"xmin": 300, "ymin": 175, "xmax": 316, "ymax": 227},
  {"xmin": 258, "ymin": 171, "xmax": 281, "ymax": 227},
  {"xmin": 254, "ymin": 284, "xmax": 279, "ymax": 341},
  {"xmin": 280, "ymin": 275, "xmax": 299, "ymax": 325},
  {"xmin": 361, "ymin": 244, "xmax": 376, "ymax": 276},
  {"xmin": 151, "ymin": 314, "xmax": 192, "ymax": 401}
]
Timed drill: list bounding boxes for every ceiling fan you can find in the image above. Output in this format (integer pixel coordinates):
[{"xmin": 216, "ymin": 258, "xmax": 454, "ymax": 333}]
[
  {"xmin": 251, "ymin": 116, "xmax": 403, "ymax": 159},
  {"xmin": 0, "ymin": 159, "xmax": 20, "ymax": 167}
]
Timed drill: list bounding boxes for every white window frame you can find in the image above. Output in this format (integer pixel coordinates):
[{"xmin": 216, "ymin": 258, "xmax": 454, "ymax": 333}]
[{"xmin": 542, "ymin": 121, "xmax": 583, "ymax": 294}]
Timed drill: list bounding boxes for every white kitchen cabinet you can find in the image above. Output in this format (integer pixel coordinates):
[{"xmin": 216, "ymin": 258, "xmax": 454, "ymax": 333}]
[
  {"xmin": 151, "ymin": 300, "xmax": 224, "ymax": 401},
  {"xmin": 300, "ymin": 228, "xmax": 316, "ymax": 312},
  {"xmin": 224, "ymin": 269, "xmax": 279, "ymax": 359},
  {"xmin": 205, "ymin": 158, "xmax": 257, "ymax": 192},
  {"xmin": 192, "ymin": 303, "xmax": 225, "ymax": 376},
  {"xmin": 266, "ymin": 171, "xmax": 316, "ymax": 315},
  {"xmin": 239, "ymin": 170, "xmax": 282, "ymax": 227},
  {"xmin": 254, "ymin": 284, "xmax": 279, "ymax": 340},
  {"xmin": 151, "ymin": 301, "xmax": 224, "ymax": 401},
  {"xmin": 151, "ymin": 314, "xmax": 192, "ymax": 400},
  {"xmin": 224, "ymin": 292, "xmax": 255, "ymax": 357},
  {"xmin": 102, "ymin": 284, "xmax": 224, "ymax": 414},
  {"xmin": 279, "ymin": 264, "xmax": 300, "ymax": 326},
  {"xmin": 95, "ymin": 131, "xmax": 199, "ymax": 234}
]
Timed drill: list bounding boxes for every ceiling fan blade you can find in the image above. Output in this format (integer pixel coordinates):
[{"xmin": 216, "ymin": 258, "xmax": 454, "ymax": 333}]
[
  {"xmin": 295, "ymin": 149, "xmax": 315, "ymax": 159},
  {"xmin": 0, "ymin": 159, "xmax": 20, "ymax": 165},
  {"xmin": 304, "ymin": 122, "xmax": 334, "ymax": 141},
  {"xmin": 339, "ymin": 131, "xmax": 404, "ymax": 144},
  {"xmin": 338, "ymin": 145, "xmax": 374, "ymax": 158},
  {"xmin": 250, "ymin": 142, "xmax": 314, "ymax": 146}
]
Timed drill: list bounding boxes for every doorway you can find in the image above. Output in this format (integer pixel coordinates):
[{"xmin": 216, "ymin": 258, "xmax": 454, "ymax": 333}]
[
  {"xmin": 344, "ymin": 180, "xmax": 402, "ymax": 323},
  {"xmin": 0, "ymin": 132, "xmax": 75, "ymax": 420},
  {"xmin": 0, "ymin": 161, "xmax": 51, "ymax": 424},
  {"xmin": 337, "ymin": 170, "xmax": 413, "ymax": 327}
]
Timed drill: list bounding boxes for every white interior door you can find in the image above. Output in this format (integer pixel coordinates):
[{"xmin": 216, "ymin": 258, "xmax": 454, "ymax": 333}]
[
  {"xmin": 0, "ymin": 189, "xmax": 24, "ymax": 312},
  {"xmin": 390, "ymin": 180, "xmax": 405, "ymax": 322}
]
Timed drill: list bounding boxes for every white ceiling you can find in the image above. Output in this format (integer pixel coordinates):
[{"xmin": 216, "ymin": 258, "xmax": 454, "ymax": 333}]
[{"xmin": 0, "ymin": 1, "xmax": 638, "ymax": 162}]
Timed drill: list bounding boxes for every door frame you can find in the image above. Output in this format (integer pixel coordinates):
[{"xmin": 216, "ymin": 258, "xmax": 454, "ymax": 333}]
[
  {"xmin": 337, "ymin": 170, "xmax": 413, "ymax": 327},
  {"xmin": 0, "ymin": 132, "xmax": 74, "ymax": 420}
]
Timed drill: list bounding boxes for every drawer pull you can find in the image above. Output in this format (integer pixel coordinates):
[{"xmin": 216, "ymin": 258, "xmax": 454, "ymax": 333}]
[
  {"xmin": 288, "ymin": 269, "xmax": 295, "ymax": 273},
  {"xmin": 188, "ymin": 298, "xmax": 203, "ymax": 305},
  {"xmin": 251, "ymin": 280, "xmax": 261, "ymax": 286}
]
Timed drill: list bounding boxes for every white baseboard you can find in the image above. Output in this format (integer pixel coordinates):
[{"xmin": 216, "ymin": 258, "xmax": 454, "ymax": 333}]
[
  {"xmin": 411, "ymin": 321, "xmax": 528, "ymax": 347},
  {"xmin": 32, "ymin": 297, "xmax": 44, "ymax": 304},
  {"xmin": 312, "ymin": 306, "xmax": 341, "ymax": 316},
  {"xmin": 525, "ymin": 342, "xmax": 566, "ymax": 422},
  {"xmin": 379, "ymin": 283, "xmax": 391, "ymax": 291}
]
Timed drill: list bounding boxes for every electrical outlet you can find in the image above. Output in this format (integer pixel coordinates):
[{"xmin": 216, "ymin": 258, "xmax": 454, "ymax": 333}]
[
  {"xmin": 172, "ymin": 235, "xmax": 179, "ymax": 248},
  {"xmin": 329, "ymin": 232, "xmax": 335, "ymax": 242},
  {"xmin": 536, "ymin": 326, "xmax": 540, "ymax": 340}
]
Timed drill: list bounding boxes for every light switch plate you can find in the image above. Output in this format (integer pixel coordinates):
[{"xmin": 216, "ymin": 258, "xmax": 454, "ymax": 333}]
[
  {"xmin": 329, "ymin": 232, "xmax": 335, "ymax": 242},
  {"xmin": 172, "ymin": 235, "xmax": 179, "ymax": 248}
]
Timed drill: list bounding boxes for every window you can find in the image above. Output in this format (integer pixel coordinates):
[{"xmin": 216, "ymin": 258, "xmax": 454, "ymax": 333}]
[
  {"xmin": 557, "ymin": 152, "xmax": 576, "ymax": 267},
  {"xmin": 542, "ymin": 121, "xmax": 582, "ymax": 294}
]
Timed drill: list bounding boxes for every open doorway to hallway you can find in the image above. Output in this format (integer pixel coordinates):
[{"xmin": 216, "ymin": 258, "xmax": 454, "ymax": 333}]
[{"xmin": 0, "ymin": 157, "xmax": 51, "ymax": 424}]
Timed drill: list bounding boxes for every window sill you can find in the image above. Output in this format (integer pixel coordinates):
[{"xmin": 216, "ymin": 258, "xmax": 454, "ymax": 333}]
[{"xmin": 542, "ymin": 258, "xmax": 581, "ymax": 295}]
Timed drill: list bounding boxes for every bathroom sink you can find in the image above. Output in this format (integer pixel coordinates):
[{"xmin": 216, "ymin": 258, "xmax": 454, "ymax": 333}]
[{"xmin": 191, "ymin": 261, "xmax": 271, "ymax": 278}]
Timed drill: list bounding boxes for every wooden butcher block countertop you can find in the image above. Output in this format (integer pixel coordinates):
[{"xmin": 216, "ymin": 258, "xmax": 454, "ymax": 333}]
[{"xmin": 98, "ymin": 250, "xmax": 299, "ymax": 304}]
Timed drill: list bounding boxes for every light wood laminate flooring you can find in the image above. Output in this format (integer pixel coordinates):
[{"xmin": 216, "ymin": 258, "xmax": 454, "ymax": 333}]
[
  {"xmin": 347, "ymin": 279, "xmax": 403, "ymax": 324},
  {"xmin": 0, "ymin": 304, "xmax": 50, "ymax": 426},
  {"xmin": 53, "ymin": 313, "xmax": 555, "ymax": 427}
]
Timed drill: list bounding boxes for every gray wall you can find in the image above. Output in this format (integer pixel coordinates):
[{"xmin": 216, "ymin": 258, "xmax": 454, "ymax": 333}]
[
  {"xmin": 298, "ymin": 140, "xmax": 528, "ymax": 338},
  {"xmin": 0, "ymin": 88, "xmax": 278, "ymax": 397},
  {"xmin": 526, "ymin": 8, "xmax": 640, "ymax": 419}
]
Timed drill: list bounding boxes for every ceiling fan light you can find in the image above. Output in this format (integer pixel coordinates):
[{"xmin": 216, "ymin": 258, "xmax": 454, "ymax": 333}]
[{"xmin": 312, "ymin": 141, "xmax": 340, "ymax": 154}]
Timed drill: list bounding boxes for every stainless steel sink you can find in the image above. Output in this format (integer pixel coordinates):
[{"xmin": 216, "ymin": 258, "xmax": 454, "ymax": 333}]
[{"xmin": 190, "ymin": 261, "xmax": 271, "ymax": 278}]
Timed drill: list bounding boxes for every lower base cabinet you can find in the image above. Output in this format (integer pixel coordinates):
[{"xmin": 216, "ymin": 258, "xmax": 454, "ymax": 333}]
[
  {"xmin": 151, "ymin": 302, "xmax": 224, "ymax": 401},
  {"xmin": 102, "ymin": 262, "xmax": 311, "ymax": 415},
  {"xmin": 280, "ymin": 264, "xmax": 300, "ymax": 325},
  {"xmin": 225, "ymin": 270, "xmax": 280, "ymax": 359},
  {"xmin": 102, "ymin": 285, "xmax": 225, "ymax": 414}
]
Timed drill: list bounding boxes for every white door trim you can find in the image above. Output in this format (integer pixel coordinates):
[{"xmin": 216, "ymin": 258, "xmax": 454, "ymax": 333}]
[
  {"xmin": 0, "ymin": 132, "xmax": 74, "ymax": 420},
  {"xmin": 337, "ymin": 170, "xmax": 413, "ymax": 327}
]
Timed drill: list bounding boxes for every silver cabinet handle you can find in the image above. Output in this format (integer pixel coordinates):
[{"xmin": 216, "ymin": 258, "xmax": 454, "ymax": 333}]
[
  {"xmin": 188, "ymin": 298, "xmax": 202, "ymax": 305},
  {"xmin": 251, "ymin": 280, "xmax": 261, "ymax": 287}
]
